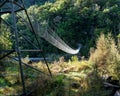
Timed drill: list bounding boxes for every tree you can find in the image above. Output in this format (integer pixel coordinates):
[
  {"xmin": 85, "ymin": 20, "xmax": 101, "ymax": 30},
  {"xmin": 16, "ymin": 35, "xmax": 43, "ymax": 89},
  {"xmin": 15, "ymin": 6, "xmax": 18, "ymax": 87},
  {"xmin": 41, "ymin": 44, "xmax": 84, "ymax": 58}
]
[{"xmin": 5, "ymin": 0, "xmax": 120, "ymax": 56}]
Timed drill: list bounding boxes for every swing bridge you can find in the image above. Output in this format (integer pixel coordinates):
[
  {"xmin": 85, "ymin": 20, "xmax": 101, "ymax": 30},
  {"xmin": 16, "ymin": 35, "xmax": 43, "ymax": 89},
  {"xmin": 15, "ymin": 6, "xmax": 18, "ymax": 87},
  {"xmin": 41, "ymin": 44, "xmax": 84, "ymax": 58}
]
[{"xmin": 0, "ymin": 0, "xmax": 81, "ymax": 95}]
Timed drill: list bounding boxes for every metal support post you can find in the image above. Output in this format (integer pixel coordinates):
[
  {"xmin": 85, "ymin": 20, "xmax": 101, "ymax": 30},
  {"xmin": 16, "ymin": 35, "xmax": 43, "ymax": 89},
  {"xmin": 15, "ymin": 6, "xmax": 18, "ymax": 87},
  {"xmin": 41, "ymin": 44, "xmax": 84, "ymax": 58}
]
[{"xmin": 11, "ymin": 0, "xmax": 26, "ymax": 95}]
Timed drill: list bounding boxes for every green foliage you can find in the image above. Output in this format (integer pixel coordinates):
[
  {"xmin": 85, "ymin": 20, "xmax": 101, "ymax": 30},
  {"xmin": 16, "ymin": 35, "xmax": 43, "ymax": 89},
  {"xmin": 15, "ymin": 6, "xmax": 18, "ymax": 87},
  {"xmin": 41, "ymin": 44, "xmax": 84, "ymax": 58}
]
[
  {"xmin": 0, "ymin": 78, "xmax": 10, "ymax": 87},
  {"xmin": 0, "ymin": 60, "xmax": 41, "ymax": 95},
  {"xmin": 0, "ymin": 23, "xmax": 12, "ymax": 50},
  {"xmin": 0, "ymin": 17, "xmax": 12, "ymax": 68},
  {"xmin": 1, "ymin": 0, "xmax": 120, "ymax": 56},
  {"xmin": 3, "ymin": 0, "xmax": 117, "ymax": 56},
  {"xmin": 71, "ymin": 55, "xmax": 79, "ymax": 62},
  {"xmin": 51, "ymin": 75, "xmax": 65, "ymax": 88}
]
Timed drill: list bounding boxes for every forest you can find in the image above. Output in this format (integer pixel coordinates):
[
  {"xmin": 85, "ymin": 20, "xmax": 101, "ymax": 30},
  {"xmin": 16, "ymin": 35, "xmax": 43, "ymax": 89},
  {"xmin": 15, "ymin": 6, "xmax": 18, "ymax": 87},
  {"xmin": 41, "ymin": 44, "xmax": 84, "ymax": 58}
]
[{"xmin": 0, "ymin": 0, "xmax": 120, "ymax": 96}]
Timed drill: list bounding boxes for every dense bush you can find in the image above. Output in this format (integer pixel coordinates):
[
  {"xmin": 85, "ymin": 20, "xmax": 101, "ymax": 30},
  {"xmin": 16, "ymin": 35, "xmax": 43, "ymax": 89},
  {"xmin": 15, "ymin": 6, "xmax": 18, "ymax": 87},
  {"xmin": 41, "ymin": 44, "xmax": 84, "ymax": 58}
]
[
  {"xmin": 0, "ymin": 15, "xmax": 12, "ymax": 68},
  {"xmin": 1, "ymin": 0, "xmax": 120, "ymax": 57},
  {"xmin": 89, "ymin": 33, "xmax": 120, "ymax": 80}
]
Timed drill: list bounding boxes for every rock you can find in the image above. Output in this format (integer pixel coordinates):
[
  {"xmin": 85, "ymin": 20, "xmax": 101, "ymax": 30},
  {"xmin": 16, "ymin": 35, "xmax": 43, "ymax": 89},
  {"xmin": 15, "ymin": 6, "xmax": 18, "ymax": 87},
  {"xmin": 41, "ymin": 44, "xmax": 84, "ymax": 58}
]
[{"xmin": 71, "ymin": 82, "xmax": 80, "ymax": 89}]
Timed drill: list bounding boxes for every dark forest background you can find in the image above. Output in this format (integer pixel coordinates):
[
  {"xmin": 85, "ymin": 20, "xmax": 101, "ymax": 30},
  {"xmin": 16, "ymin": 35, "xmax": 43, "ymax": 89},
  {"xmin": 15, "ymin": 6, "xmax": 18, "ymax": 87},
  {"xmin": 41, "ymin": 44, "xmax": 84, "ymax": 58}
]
[{"xmin": 1, "ymin": 0, "xmax": 120, "ymax": 57}]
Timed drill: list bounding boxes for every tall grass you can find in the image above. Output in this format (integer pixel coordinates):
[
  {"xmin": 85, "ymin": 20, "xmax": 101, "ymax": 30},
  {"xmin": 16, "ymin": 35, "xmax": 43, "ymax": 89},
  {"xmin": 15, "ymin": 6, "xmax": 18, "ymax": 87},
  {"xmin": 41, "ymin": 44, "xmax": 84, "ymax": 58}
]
[{"xmin": 89, "ymin": 33, "xmax": 120, "ymax": 80}]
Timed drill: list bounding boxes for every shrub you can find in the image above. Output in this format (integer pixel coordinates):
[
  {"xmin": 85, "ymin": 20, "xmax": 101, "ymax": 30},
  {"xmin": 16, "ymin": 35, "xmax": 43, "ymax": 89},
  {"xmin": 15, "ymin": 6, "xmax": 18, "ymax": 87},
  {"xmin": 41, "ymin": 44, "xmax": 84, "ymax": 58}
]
[
  {"xmin": 71, "ymin": 55, "xmax": 79, "ymax": 62},
  {"xmin": 89, "ymin": 33, "xmax": 120, "ymax": 79}
]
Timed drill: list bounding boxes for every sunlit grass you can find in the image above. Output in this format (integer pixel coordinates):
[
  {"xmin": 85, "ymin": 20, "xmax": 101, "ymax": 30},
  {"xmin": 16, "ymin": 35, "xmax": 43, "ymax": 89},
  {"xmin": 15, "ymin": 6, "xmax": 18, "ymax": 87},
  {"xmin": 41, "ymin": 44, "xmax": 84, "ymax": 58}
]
[
  {"xmin": 0, "ymin": 56, "xmax": 112, "ymax": 96},
  {"xmin": 30, "ymin": 55, "xmax": 110, "ymax": 96}
]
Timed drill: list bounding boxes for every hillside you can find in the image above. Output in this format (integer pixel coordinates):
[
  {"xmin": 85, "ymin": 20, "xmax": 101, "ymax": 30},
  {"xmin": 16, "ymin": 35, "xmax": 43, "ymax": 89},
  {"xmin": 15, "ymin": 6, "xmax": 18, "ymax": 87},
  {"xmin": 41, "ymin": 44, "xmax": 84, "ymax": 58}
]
[{"xmin": 0, "ymin": 0, "xmax": 120, "ymax": 96}]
